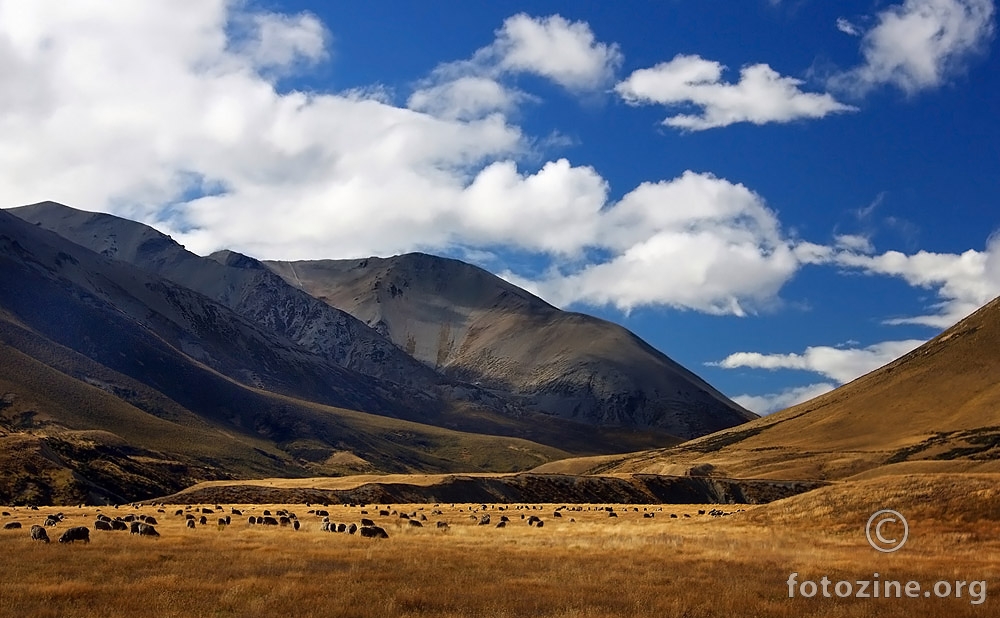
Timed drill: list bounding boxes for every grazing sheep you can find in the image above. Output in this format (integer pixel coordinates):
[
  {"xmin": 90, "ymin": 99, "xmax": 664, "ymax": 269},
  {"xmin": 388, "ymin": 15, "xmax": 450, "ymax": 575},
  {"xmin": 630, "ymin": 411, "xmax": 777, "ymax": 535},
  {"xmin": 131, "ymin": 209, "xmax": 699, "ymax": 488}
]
[
  {"xmin": 527, "ymin": 516, "xmax": 540, "ymax": 526},
  {"xmin": 94, "ymin": 520, "xmax": 113, "ymax": 531},
  {"xmin": 1, "ymin": 511, "xmax": 9, "ymax": 516},
  {"xmin": 347, "ymin": 523, "xmax": 357, "ymax": 535},
  {"xmin": 536, "ymin": 520, "xmax": 544, "ymax": 528},
  {"xmin": 111, "ymin": 520, "xmax": 128, "ymax": 531},
  {"xmin": 336, "ymin": 523, "xmax": 347, "ymax": 533},
  {"xmin": 199, "ymin": 516, "xmax": 208, "ymax": 525},
  {"xmin": 553, "ymin": 511, "xmax": 562, "ymax": 518},
  {"xmin": 408, "ymin": 520, "xmax": 422, "ymax": 528},
  {"xmin": 261, "ymin": 516, "xmax": 279, "ymax": 526},
  {"xmin": 30, "ymin": 525, "xmax": 49, "ymax": 543},
  {"xmin": 187, "ymin": 519, "xmax": 196, "ymax": 529},
  {"xmin": 248, "ymin": 516, "xmax": 257, "ymax": 525},
  {"xmin": 43, "ymin": 517, "xmax": 59, "ymax": 527},
  {"xmin": 174, "ymin": 509, "xmax": 184, "ymax": 516},
  {"xmin": 144, "ymin": 516, "xmax": 158, "ymax": 525},
  {"xmin": 293, "ymin": 520, "xmax": 300, "ymax": 531},
  {"xmin": 643, "ymin": 513, "xmax": 655, "ymax": 519},
  {"xmin": 97, "ymin": 514, "xmax": 111, "ymax": 523},
  {"xmin": 608, "ymin": 512, "xmax": 618, "ymax": 518},
  {"xmin": 378, "ymin": 510, "xmax": 390, "ymax": 517},
  {"xmin": 3, "ymin": 522, "xmax": 21, "ymax": 530},
  {"xmin": 314, "ymin": 510, "xmax": 328, "ymax": 517},
  {"xmin": 360, "ymin": 518, "xmax": 375, "ymax": 527},
  {"xmin": 478, "ymin": 514, "xmax": 490, "ymax": 526},
  {"xmin": 436, "ymin": 521, "xmax": 449, "ymax": 529},
  {"xmin": 231, "ymin": 508, "xmax": 242, "ymax": 516},
  {"xmin": 279, "ymin": 517, "xmax": 291, "ymax": 526},
  {"xmin": 399, "ymin": 513, "xmax": 410, "ymax": 520},
  {"xmin": 202, "ymin": 508, "xmax": 215, "ymax": 514},
  {"xmin": 495, "ymin": 521, "xmax": 506, "ymax": 528},
  {"xmin": 58, "ymin": 527, "xmax": 90, "ymax": 543},
  {"xmin": 359, "ymin": 526, "xmax": 389, "ymax": 539},
  {"xmin": 137, "ymin": 523, "xmax": 159, "ymax": 537},
  {"xmin": 185, "ymin": 514, "xmax": 195, "ymax": 521},
  {"xmin": 218, "ymin": 518, "xmax": 228, "ymax": 526}
]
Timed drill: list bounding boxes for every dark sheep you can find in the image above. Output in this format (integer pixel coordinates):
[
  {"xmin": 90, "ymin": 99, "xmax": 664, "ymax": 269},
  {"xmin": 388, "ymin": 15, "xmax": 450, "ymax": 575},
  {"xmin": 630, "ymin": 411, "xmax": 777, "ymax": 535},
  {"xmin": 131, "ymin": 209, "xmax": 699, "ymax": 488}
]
[
  {"xmin": 314, "ymin": 510, "xmax": 328, "ymax": 517},
  {"xmin": 527, "ymin": 516, "xmax": 540, "ymax": 526},
  {"xmin": 111, "ymin": 520, "xmax": 128, "ymax": 531},
  {"xmin": 347, "ymin": 523, "xmax": 357, "ymax": 534},
  {"xmin": 293, "ymin": 520, "xmax": 300, "ymax": 531},
  {"xmin": 408, "ymin": 520, "xmax": 422, "ymax": 527},
  {"xmin": 94, "ymin": 520, "xmax": 113, "ymax": 531},
  {"xmin": 608, "ymin": 512, "xmax": 618, "ymax": 518},
  {"xmin": 360, "ymin": 518, "xmax": 375, "ymax": 527},
  {"xmin": 536, "ymin": 520, "xmax": 544, "ymax": 528},
  {"xmin": 43, "ymin": 517, "xmax": 59, "ymax": 527},
  {"xmin": 130, "ymin": 522, "xmax": 141, "ymax": 534},
  {"xmin": 199, "ymin": 516, "xmax": 208, "ymax": 525},
  {"xmin": 261, "ymin": 516, "xmax": 279, "ymax": 526},
  {"xmin": 225, "ymin": 516, "xmax": 231, "ymax": 525},
  {"xmin": 185, "ymin": 514, "xmax": 195, "ymax": 520},
  {"xmin": 1, "ymin": 512, "xmax": 8, "ymax": 516},
  {"xmin": 97, "ymin": 514, "xmax": 111, "ymax": 522},
  {"xmin": 58, "ymin": 527, "xmax": 90, "ymax": 543},
  {"xmin": 336, "ymin": 523, "xmax": 347, "ymax": 533},
  {"xmin": 187, "ymin": 519, "xmax": 196, "ymax": 529},
  {"xmin": 478, "ymin": 514, "xmax": 490, "ymax": 526},
  {"xmin": 553, "ymin": 511, "xmax": 562, "ymax": 518},
  {"xmin": 643, "ymin": 513, "xmax": 655, "ymax": 519},
  {"xmin": 248, "ymin": 516, "xmax": 257, "ymax": 525},
  {"xmin": 202, "ymin": 508, "xmax": 215, "ymax": 514},
  {"xmin": 30, "ymin": 525, "xmax": 49, "ymax": 543},
  {"xmin": 399, "ymin": 513, "xmax": 410, "ymax": 520},
  {"xmin": 495, "ymin": 521, "xmax": 506, "ymax": 528},
  {"xmin": 144, "ymin": 516, "xmax": 158, "ymax": 525},
  {"xmin": 174, "ymin": 509, "xmax": 184, "ymax": 516},
  {"xmin": 436, "ymin": 521, "xmax": 449, "ymax": 529},
  {"xmin": 378, "ymin": 510, "xmax": 390, "ymax": 517},
  {"xmin": 232, "ymin": 508, "xmax": 242, "ymax": 515},
  {"xmin": 218, "ymin": 518, "xmax": 228, "ymax": 526},
  {"xmin": 359, "ymin": 525, "xmax": 389, "ymax": 539},
  {"xmin": 279, "ymin": 516, "xmax": 291, "ymax": 526},
  {"xmin": 262, "ymin": 510, "xmax": 271, "ymax": 516},
  {"xmin": 137, "ymin": 523, "xmax": 159, "ymax": 537},
  {"xmin": 3, "ymin": 522, "xmax": 21, "ymax": 530}
]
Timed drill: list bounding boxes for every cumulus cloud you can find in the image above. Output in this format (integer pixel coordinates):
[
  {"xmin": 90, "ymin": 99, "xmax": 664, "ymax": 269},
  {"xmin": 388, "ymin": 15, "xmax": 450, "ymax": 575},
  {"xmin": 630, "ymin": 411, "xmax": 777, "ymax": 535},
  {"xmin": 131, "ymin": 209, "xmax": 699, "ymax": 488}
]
[
  {"xmin": 831, "ymin": 0, "xmax": 996, "ymax": 95},
  {"xmin": 409, "ymin": 13, "xmax": 620, "ymax": 121},
  {"xmin": 616, "ymin": 54, "xmax": 856, "ymax": 130},
  {"xmin": 833, "ymin": 233, "xmax": 1000, "ymax": 327},
  {"xmin": 489, "ymin": 13, "xmax": 623, "ymax": 90},
  {"xmin": 733, "ymin": 383, "xmax": 837, "ymax": 415},
  {"xmin": 505, "ymin": 172, "xmax": 801, "ymax": 314},
  {"xmin": 0, "ymin": 2, "xmax": 808, "ymax": 316},
  {"xmin": 713, "ymin": 339, "xmax": 925, "ymax": 383}
]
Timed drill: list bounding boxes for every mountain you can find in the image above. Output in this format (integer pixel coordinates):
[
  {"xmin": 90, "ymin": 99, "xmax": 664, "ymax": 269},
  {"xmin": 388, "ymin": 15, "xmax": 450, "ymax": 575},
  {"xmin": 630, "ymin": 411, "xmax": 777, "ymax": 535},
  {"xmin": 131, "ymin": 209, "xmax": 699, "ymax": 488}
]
[
  {"xmin": 263, "ymin": 253, "xmax": 756, "ymax": 437},
  {"xmin": 0, "ymin": 207, "xmax": 575, "ymax": 504},
  {"xmin": 551, "ymin": 294, "xmax": 1000, "ymax": 480},
  {"xmin": 9, "ymin": 202, "xmax": 687, "ymax": 453},
  {"xmin": 12, "ymin": 202, "xmax": 751, "ymax": 443}
]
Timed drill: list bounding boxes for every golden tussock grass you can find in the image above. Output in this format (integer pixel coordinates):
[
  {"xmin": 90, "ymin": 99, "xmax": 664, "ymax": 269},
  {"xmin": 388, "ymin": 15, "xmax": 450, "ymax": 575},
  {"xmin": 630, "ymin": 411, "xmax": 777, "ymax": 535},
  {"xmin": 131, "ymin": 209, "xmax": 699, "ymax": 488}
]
[{"xmin": 1, "ymin": 474, "xmax": 998, "ymax": 617}]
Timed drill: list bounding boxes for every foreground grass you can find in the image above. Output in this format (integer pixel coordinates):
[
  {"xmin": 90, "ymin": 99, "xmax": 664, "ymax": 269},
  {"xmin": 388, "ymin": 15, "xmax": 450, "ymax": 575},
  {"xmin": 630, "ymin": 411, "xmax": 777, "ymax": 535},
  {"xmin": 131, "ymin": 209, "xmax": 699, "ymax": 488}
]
[{"xmin": 1, "ymin": 491, "xmax": 997, "ymax": 618}]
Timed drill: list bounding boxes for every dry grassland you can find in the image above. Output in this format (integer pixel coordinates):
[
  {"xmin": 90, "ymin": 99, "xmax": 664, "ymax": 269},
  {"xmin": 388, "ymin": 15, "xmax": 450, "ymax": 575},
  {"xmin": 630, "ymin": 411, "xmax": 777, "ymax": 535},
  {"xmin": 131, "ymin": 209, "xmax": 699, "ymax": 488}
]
[{"xmin": 1, "ymin": 475, "xmax": 998, "ymax": 617}]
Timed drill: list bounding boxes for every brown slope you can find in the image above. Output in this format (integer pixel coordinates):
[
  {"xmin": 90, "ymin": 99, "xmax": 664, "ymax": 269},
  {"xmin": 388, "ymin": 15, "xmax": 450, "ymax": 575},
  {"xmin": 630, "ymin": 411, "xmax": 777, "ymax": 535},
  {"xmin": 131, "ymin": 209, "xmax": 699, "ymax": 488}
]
[
  {"xmin": 264, "ymin": 253, "xmax": 755, "ymax": 438},
  {"xmin": 575, "ymin": 295, "xmax": 1000, "ymax": 480}
]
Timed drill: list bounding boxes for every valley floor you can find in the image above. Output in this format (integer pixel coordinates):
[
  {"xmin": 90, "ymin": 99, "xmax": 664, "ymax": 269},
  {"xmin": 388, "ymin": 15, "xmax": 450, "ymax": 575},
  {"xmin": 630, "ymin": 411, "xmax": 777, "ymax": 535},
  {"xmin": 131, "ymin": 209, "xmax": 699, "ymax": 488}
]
[{"xmin": 1, "ymin": 475, "xmax": 998, "ymax": 617}]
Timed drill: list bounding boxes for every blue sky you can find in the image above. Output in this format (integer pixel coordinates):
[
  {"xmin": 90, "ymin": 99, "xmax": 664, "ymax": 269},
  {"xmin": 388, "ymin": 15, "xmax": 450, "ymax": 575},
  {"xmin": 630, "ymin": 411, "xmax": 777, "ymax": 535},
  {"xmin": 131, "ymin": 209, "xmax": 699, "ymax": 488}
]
[{"xmin": 0, "ymin": 0, "xmax": 997, "ymax": 413}]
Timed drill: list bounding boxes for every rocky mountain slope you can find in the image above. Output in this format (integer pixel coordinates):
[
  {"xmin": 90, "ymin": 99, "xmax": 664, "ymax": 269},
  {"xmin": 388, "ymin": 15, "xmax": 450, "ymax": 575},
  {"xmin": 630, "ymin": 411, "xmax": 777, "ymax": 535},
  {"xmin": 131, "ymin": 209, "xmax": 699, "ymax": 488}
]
[{"xmin": 264, "ymin": 253, "xmax": 756, "ymax": 437}]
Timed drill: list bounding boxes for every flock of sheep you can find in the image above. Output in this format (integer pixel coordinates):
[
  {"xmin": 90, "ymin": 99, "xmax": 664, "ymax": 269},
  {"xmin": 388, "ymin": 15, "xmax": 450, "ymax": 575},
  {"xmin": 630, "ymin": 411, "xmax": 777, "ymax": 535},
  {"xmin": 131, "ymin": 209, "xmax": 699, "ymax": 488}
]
[{"xmin": 1, "ymin": 502, "xmax": 745, "ymax": 545}]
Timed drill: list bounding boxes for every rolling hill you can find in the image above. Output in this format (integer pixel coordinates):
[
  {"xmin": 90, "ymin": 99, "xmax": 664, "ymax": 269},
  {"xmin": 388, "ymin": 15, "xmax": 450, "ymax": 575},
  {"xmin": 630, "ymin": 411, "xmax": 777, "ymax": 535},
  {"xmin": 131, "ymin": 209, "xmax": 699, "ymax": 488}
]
[{"xmin": 548, "ymin": 294, "xmax": 1000, "ymax": 480}]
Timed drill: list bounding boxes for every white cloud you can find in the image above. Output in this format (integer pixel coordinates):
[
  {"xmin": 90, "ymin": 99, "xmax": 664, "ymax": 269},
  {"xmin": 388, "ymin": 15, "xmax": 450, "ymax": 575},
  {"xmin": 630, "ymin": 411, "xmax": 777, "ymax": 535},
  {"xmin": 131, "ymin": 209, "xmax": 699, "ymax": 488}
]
[
  {"xmin": 503, "ymin": 171, "xmax": 803, "ymax": 315},
  {"xmin": 833, "ymin": 233, "xmax": 1000, "ymax": 327},
  {"xmin": 407, "ymin": 76, "xmax": 528, "ymax": 120},
  {"xmin": 616, "ymin": 54, "xmax": 856, "ymax": 130},
  {"xmin": 834, "ymin": 233, "xmax": 875, "ymax": 253},
  {"xmin": 837, "ymin": 18, "xmax": 862, "ymax": 36},
  {"xmin": 733, "ymin": 383, "xmax": 837, "ymax": 415},
  {"xmin": 832, "ymin": 0, "xmax": 996, "ymax": 95},
  {"xmin": 409, "ymin": 13, "xmax": 620, "ymax": 121},
  {"xmin": 713, "ymin": 339, "xmax": 925, "ymax": 383},
  {"xmin": 488, "ymin": 13, "xmax": 623, "ymax": 90},
  {"xmin": 0, "ymin": 3, "xmax": 816, "ymax": 317}
]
